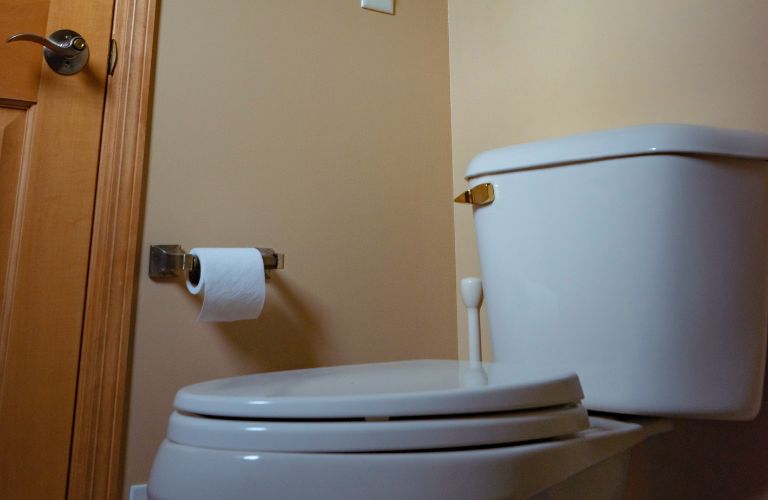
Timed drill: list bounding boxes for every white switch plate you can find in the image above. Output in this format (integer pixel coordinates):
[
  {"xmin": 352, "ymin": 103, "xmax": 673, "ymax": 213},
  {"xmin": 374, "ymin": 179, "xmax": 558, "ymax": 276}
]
[
  {"xmin": 129, "ymin": 484, "xmax": 148, "ymax": 500},
  {"xmin": 361, "ymin": 0, "xmax": 394, "ymax": 15}
]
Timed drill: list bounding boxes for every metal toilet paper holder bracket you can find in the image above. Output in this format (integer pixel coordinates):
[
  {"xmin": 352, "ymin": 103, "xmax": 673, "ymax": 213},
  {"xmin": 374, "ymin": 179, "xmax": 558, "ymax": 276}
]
[{"xmin": 148, "ymin": 244, "xmax": 284, "ymax": 282}]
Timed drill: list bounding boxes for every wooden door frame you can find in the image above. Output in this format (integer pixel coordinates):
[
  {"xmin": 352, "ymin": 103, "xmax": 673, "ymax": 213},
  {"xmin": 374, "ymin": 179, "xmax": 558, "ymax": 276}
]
[{"xmin": 66, "ymin": 0, "xmax": 157, "ymax": 497}]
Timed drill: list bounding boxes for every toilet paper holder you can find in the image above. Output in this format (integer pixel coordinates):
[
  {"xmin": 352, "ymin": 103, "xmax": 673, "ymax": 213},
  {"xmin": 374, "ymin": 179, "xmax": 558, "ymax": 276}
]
[{"xmin": 148, "ymin": 244, "xmax": 284, "ymax": 282}]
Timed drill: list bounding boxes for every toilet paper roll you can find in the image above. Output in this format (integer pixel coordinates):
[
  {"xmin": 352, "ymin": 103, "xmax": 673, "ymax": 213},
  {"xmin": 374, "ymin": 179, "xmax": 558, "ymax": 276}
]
[{"xmin": 186, "ymin": 248, "xmax": 265, "ymax": 322}]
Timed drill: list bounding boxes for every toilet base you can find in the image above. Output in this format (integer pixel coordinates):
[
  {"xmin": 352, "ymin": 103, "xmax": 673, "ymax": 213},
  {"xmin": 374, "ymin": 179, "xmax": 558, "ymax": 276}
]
[
  {"xmin": 530, "ymin": 450, "xmax": 631, "ymax": 500},
  {"xmin": 148, "ymin": 417, "xmax": 658, "ymax": 500}
]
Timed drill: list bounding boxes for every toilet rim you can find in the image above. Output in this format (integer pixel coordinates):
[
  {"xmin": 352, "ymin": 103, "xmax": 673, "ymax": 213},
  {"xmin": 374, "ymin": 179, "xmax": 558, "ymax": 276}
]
[{"xmin": 166, "ymin": 403, "xmax": 590, "ymax": 453}]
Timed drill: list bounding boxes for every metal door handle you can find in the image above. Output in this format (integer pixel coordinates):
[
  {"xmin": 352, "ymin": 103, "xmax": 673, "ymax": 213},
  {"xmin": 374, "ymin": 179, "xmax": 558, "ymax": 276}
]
[{"xmin": 6, "ymin": 29, "xmax": 89, "ymax": 75}]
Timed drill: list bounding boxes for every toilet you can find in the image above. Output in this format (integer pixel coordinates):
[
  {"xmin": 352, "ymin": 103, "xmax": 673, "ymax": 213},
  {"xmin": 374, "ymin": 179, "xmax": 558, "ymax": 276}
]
[{"xmin": 147, "ymin": 124, "xmax": 768, "ymax": 499}]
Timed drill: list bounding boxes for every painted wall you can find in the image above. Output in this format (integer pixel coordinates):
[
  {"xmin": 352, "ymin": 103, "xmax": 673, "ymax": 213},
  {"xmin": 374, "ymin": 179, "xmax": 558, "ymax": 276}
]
[
  {"xmin": 123, "ymin": 0, "xmax": 455, "ymax": 493},
  {"xmin": 448, "ymin": 0, "xmax": 768, "ymax": 498}
]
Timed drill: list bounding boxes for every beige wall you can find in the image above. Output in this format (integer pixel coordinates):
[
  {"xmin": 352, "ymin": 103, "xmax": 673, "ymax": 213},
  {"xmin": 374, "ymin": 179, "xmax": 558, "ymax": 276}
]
[
  {"xmin": 123, "ymin": 0, "xmax": 455, "ymax": 493},
  {"xmin": 448, "ymin": 0, "xmax": 768, "ymax": 498}
]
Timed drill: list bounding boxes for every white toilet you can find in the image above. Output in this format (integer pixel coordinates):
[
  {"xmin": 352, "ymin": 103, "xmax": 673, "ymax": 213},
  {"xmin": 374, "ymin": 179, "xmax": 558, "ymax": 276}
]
[{"xmin": 148, "ymin": 124, "xmax": 768, "ymax": 499}]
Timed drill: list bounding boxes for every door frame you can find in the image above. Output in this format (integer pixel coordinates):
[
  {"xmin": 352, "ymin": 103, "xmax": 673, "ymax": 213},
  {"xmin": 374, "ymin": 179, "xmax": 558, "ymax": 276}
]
[{"xmin": 66, "ymin": 0, "xmax": 157, "ymax": 497}]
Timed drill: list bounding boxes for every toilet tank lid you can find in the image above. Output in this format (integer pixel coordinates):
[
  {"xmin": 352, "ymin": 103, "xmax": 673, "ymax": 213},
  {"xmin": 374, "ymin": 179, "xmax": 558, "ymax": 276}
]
[{"xmin": 464, "ymin": 124, "xmax": 768, "ymax": 179}]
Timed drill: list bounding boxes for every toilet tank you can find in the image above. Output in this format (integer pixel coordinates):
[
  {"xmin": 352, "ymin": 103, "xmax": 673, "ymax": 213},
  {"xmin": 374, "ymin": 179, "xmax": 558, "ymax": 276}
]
[{"xmin": 465, "ymin": 124, "xmax": 768, "ymax": 420}]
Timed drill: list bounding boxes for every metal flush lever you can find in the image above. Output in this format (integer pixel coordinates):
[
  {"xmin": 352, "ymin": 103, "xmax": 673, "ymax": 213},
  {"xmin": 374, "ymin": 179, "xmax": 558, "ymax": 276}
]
[
  {"xmin": 6, "ymin": 29, "xmax": 89, "ymax": 75},
  {"xmin": 454, "ymin": 183, "xmax": 495, "ymax": 206}
]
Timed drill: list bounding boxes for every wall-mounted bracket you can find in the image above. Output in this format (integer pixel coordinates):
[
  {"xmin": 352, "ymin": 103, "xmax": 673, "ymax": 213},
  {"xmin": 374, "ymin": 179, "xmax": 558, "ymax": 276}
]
[{"xmin": 149, "ymin": 245, "xmax": 284, "ymax": 281}]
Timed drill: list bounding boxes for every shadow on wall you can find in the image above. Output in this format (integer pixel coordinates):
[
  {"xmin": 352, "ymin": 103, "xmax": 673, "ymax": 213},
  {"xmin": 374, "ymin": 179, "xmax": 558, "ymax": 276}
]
[
  {"xmin": 626, "ymin": 362, "xmax": 768, "ymax": 500},
  {"xmin": 183, "ymin": 274, "xmax": 325, "ymax": 373}
]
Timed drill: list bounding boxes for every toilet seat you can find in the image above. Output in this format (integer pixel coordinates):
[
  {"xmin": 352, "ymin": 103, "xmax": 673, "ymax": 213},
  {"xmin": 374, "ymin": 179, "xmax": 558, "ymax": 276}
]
[
  {"xmin": 169, "ymin": 360, "xmax": 590, "ymax": 453},
  {"xmin": 168, "ymin": 404, "xmax": 588, "ymax": 452}
]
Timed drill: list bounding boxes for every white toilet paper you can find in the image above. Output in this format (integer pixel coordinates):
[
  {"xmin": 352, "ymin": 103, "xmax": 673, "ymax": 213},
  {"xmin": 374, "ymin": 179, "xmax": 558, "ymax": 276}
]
[{"xmin": 186, "ymin": 248, "xmax": 266, "ymax": 322}]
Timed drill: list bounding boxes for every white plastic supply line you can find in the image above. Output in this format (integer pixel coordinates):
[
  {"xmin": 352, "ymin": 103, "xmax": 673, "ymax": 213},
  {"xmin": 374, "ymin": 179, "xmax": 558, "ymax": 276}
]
[{"xmin": 461, "ymin": 277, "xmax": 488, "ymax": 387}]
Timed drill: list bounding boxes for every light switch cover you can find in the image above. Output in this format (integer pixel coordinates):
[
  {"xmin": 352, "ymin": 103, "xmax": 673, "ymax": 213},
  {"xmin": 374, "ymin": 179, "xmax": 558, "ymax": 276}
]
[
  {"xmin": 129, "ymin": 484, "xmax": 148, "ymax": 500},
  {"xmin": 361, "ymin": 0, "xmax": 394, "ymax": 15}
]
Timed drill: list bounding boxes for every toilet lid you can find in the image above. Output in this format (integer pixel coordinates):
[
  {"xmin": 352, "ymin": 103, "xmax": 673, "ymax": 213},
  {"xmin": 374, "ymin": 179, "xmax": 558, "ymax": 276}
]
[
  {"xmin": 167, "ymin": 403, "xmax": 590, "ymax": 452},
  {"xmin": 174, "ymin": 360, "xmax": 584, "ymax": 419}
]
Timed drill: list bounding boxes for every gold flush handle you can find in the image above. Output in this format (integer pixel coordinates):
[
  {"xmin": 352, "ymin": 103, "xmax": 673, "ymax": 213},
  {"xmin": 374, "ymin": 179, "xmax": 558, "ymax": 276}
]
[{"xmin": 454, "ymin": 183, "xmax": 495, "ymax": 206}]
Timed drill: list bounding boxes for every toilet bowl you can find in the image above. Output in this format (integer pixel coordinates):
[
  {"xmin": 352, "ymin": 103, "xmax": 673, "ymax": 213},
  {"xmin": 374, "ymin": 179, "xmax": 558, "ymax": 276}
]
[
  {"xmin": 148, "ymin": 125, "xmax": 768, "ymax": 499},
  {"xmin": 148, "ymin": 360, "xmax": 665, "ymax": 500}
]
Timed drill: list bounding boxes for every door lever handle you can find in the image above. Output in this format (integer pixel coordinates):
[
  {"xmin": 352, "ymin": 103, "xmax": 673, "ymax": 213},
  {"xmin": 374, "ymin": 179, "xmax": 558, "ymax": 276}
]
[{"xmin": 6, "ymin": 29, "xmax": 89, "ymax": 75}]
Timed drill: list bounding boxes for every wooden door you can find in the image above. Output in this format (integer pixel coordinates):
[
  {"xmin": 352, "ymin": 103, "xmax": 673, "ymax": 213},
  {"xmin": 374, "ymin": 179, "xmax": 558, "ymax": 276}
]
[{"xmin": 0, "ymin": 0, "xmax": 115, "ymax": 498}]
